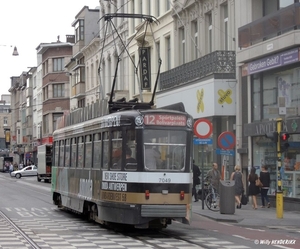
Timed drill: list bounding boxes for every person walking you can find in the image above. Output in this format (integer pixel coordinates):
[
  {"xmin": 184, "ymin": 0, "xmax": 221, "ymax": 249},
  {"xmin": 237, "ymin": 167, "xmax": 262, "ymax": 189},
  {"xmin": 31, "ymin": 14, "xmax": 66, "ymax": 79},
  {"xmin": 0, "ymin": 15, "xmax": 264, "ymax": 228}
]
[
  {"xmin": 230, "ymin": 165, "xmax": 244, "ymax": 209},
  {"xmin": 192, "ymin": 160, "xmax": 201, "ymax": 202},
  {"xmin": 206, "ymin": 163, "xmax": 221, "ymax": 192},
  {"xmin": 248, "ymin": 167, "xmax": 260, "ymax": 209},
  {"xmin": 260, "ymin": 165, "xmax": 271, "ymax": 208},
  {"xmin": 9, "ymin": 162, "xmax": 14, "ymax": 176}
]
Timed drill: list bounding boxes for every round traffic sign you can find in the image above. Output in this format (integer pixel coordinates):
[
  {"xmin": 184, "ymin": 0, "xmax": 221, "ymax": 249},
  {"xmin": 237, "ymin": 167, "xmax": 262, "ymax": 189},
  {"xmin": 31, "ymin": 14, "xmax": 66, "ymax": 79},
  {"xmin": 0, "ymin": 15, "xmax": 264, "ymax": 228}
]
[
  {"xmin": 218, "ymin": 131, "xmax": 236, "ymax": 150},
  {"xmin": 194, "ymin": 119, "xmax": 213, "ymax": 139}
]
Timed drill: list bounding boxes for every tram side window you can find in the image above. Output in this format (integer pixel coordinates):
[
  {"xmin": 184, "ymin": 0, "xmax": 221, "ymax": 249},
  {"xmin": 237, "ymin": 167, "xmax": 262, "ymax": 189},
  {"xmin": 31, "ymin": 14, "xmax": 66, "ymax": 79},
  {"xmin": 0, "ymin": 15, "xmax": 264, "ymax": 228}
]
[
  {"xmin": 59, "ymin": 140, "xmax": 65, "ymax": 167},
  {"xmin": 71, "ymin": 137, "xmax": 77, "ymax": 167},
  {"xmin": 111, "ymin": 131, "xmax": 122, "ymax": 170},
  {"xmin": 85, "ymin": 135, "xmax": 92, "ymax": 168},
  {"xmin": 125, "ymin": 129, "xmax": 137, "ymax": 171},
  {"xmin": 103, "ymin": 132, "xmax": 109, "ymax": 169},
  {"xmin": 93, "ymin": 133, "xmax": 102, "ymax": 169},
  {"xmin": 78, "ymin": 136, "xmax": 84, "ymax": 168},
  {"xmin": 65, "ymin": 139, "xmax": 70, "ymax": 167},
  {"xmin": 54, "ymin": 141, "xmax": 59, "ymax": 166},
  {"xmin": 144, "ymin": 130, "xmax": 187, "ymax": 171}
]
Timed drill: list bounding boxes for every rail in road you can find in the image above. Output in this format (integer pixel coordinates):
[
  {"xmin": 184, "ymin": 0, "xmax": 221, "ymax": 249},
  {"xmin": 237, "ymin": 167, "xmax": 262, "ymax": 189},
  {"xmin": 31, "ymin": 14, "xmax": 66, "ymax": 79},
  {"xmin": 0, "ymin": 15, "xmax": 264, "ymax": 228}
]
[{"xmin": 0, "ymin": 209, "xmax": 41, "ymax": 249}]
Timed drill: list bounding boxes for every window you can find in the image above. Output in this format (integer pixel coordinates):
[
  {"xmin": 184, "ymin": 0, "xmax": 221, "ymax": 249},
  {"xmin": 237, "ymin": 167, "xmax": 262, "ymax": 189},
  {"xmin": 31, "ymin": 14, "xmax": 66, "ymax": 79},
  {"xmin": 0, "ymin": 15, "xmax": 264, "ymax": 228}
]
[
  {"xmin": 125, "ymin": 129, "xmax": 137, "ymax": 171},
  {"xmin": 179, "ymin": 27, "xmax": 185, "ymax": 64},
  {"xmin": 71, "ymin": 138, "xmax": 77, "ymax": 167},
  {"xmin": 93, "ymin": 133, "xmax": 102, "ymax": 169},
  {"xmin": 53, "ymin": 58, "xmax": 64, "ymax": 72},
  {"xmin": 53, "ymin": 84, "xmax": 64, "ymax": 97},
  {"xmin": 144, "ymin": 130, "xmax": 187, "ymax": 171},
  {"xmin": 26, "ymin": 97, "xmax": 31, "ymax": 107},
  {"xmin": 156, "ymin": 0, "xmax": 160, "ymax": 17},
  {"xmin": 59, "ymin": 140, "xmax": 65, "ymax": 167},
  {"xmin": 85, "ymin": 135, "xmax": 92, "ymax": 168},
  {"xmin": 111, "ymin": 131, "xmax": 122, "ymax": 170},
  {"xmin": 74, "ymin": 67, "xmax": 85, "ymax": 84},
  {"xmin": 223, "ymin": 4, "xmax": 229, "ymax": 50},
  {"xmin": 3, "ymin": 117, "xmax": 8, "ymax": 125},
  {"xmin": 43, "ymin": 114, "xmax": 49, "ymax": 134},
  {"xmin": 53, "ymin": 113, "xmax": 63, "ymax": 131},
  {"xmin": 103, "ymin": 132, "xmax": 109, "ymax": 169},
  {"xmin": 75, "ymin": 19, "xmax": 84, "ymax": 42},
  {"xmin": 166, "ymin": 36, "xmax": 171, "ymax": 70},
  {"xmin": 264, "ymin": 0, "xmax": 294, "ymax": 15},
  {"xmin": 252, "ymin": 74, "xmax": 262, "ymax": 121},
  {"xmin": 43, "ymin": 60, "xmax": 48, "ymax": 75},
  {"xmin": 191, "ymin": 21, "xmax": 198, "ymax": 60},
  {"xmin": 54, "ymin": 141, "xmax": 59, "ymax": 166},
  {"xmin": 206, "ymin": 12, "xmax": 213, "ymax": 53},
  {"xmin": 65, "ymin": 139, "xmax": 70, "ymax": 167},
  {"xmin": 78, "ymin": 136, "xmax": 84, "ymax": 168}
]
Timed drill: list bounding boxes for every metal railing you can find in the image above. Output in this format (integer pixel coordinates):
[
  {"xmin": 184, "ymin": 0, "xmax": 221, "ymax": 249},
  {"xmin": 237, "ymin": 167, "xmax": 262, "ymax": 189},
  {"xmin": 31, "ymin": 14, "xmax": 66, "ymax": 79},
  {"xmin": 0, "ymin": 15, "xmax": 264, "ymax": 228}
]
[{"xmin": 160, "ymin": 50, "xmax": 235, "ymax": 91}]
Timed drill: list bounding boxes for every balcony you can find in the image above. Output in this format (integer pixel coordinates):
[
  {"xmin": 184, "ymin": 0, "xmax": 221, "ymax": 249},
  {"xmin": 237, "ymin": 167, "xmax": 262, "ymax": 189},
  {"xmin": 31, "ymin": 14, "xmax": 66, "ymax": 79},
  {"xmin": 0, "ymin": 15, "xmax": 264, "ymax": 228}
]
[
  {"xmin": 160, "ymin": 50, "xmax": 235, "ymax": 91},
  {"xmin": 238, "ymin": 3, "xmax": 300, "ymax": 49},
  {"xmin": 26, "ymin": 106, "xmax": 33, "ymax": 116},
  {"xmin": 71, "ymin": 82, "xmax": 85, "ymax": 98}
]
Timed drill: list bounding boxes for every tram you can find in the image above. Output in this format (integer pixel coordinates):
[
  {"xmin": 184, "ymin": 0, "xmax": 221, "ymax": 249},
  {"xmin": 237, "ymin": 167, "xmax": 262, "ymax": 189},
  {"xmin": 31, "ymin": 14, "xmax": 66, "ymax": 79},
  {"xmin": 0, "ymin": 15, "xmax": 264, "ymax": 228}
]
[{"xmin": 51, "ymin": 13, "xmax": 194, "ymax": 229}]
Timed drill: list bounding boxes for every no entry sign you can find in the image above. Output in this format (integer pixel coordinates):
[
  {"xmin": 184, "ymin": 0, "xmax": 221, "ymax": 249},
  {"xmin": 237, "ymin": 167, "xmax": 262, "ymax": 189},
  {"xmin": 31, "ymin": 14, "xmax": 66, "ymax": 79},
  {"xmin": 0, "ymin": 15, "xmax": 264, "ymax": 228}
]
[{"xmin": 194, "ymin": 119, "xmax": 213, "ymax": 139}]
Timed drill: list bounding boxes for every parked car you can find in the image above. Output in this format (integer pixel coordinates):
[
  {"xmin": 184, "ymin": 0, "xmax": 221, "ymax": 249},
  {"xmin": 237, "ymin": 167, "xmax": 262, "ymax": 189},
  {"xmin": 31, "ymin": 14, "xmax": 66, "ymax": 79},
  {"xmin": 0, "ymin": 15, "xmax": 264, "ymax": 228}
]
[{"xmin": 11, "ymin": 165, "xmax": 37, "ymax": 179}]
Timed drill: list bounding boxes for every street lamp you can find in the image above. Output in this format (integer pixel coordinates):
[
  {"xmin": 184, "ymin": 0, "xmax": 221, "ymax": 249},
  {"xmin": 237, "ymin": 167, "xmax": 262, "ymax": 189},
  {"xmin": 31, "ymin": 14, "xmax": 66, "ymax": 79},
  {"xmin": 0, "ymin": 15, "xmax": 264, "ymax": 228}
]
[{"xmin": 0, "ymin": 45, "xmax": 19, "ymax": 56}]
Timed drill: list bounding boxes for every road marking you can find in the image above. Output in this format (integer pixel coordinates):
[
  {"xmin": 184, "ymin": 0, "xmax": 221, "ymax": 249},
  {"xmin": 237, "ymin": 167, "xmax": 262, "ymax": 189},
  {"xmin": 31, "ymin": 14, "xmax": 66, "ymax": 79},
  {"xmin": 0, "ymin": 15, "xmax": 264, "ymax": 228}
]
[{"xmin": 245, "ymin": 227, "xmax": 265, "ymax": 232}]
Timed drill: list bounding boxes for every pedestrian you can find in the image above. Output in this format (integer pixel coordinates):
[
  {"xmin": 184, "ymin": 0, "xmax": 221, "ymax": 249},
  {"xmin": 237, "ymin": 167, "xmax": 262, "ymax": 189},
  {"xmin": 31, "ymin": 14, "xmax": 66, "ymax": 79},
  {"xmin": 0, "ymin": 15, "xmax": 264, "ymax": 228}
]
[
  {"xmin": 260, "ymin": 165, "xmax": 271, "ymax": 208},
  {"xmin": 230, "ymin": 165, "xmax": 244, "ymax": 209},
  {"xmin": 248, "ymin": 167, "xmax": 260, "ymax": 209},
  {"xmin": 206, "ymin": 163, "xmax": 221, "ymax": 192},
  {"xmin": 9, "ymin": 162, "xmax": 14, "ymax": 176},
  {"xmin": 192, "ymin": 160, "xmax": 201, "ymax": 202}
]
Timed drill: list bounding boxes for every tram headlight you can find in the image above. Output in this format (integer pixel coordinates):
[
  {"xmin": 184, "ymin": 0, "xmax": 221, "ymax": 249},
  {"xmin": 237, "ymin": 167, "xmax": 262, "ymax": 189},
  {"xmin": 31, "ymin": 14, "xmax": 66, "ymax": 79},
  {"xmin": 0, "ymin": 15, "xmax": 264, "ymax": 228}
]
[
  {"xmin": 186, "ymin": 118, "xmax": 192, "ymax": 128},
  {"xmin": 135, "ymin": 116, "xmax": 144, "ymax": 126}
]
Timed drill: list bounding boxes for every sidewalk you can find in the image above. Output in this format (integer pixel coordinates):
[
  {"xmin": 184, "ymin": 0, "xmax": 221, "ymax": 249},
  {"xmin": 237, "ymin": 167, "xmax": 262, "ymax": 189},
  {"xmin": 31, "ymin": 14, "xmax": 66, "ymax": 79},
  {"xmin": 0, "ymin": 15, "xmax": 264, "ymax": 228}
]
[{"xmin": 192, "ymin": 200, "xmax": 300, "ymax": 227}]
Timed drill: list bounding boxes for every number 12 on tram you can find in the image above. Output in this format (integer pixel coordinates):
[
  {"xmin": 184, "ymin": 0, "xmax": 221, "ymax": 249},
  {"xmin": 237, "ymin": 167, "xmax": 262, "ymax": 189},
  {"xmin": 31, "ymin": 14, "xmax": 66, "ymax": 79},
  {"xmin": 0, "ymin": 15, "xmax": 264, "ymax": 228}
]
[{"xmin": 52, "ymin": 109, "xmax": 194, "ymax": 229}]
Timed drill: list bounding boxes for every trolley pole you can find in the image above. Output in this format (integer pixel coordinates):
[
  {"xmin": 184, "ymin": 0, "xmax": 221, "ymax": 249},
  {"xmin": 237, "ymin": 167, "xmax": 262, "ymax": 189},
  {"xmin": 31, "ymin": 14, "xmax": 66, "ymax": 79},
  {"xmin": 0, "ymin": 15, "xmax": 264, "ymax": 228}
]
[{"xmin": 276, "ymin": 118, "xmax": 283, "ymax": 219}]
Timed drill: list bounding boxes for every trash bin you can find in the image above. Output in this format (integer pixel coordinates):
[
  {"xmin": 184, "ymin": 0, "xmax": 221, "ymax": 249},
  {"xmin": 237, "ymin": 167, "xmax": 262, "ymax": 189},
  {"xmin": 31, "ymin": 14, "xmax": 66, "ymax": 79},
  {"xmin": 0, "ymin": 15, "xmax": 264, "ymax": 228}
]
[{"xmin": 219, "ymin": 180, "xmax": 235, "ymax": 214}]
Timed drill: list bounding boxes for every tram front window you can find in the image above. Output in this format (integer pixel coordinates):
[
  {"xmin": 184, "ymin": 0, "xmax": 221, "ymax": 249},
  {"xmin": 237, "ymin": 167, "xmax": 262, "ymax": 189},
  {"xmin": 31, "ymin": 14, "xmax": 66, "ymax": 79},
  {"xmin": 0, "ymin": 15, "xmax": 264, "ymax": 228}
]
[{"xmin": 144, "ymin": 130, "xmax": 186, "ymax": 171}]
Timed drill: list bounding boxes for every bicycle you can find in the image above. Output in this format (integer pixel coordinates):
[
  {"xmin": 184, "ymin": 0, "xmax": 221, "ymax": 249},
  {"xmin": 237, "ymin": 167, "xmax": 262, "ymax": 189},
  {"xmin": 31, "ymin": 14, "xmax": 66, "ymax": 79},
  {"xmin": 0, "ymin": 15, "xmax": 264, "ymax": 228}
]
[{"xmin": 204, "ymin": 183, "xmax": 220, "ymax": 212}]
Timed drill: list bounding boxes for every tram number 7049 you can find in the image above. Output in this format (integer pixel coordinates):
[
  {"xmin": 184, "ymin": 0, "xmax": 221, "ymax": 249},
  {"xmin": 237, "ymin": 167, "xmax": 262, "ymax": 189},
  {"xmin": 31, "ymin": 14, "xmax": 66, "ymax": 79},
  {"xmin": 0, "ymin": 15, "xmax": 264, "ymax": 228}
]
[{"xmin": 159, "ymin": 178, "xmax": 171, "ymax": 183}]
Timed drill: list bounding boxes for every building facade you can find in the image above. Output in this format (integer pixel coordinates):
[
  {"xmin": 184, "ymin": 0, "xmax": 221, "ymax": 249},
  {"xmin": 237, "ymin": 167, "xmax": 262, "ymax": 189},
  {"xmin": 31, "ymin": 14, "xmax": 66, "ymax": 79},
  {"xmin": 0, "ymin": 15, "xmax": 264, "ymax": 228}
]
[{"xmin": 236, "ymin": 0, "xmax": 300, "ymax": 209}]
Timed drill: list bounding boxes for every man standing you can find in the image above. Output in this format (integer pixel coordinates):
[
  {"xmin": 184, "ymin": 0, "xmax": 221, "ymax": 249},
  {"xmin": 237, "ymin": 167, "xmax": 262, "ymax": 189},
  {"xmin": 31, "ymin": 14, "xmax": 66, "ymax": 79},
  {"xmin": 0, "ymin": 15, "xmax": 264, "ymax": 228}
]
[
  {"xmin": 192, "ymin": 160, "xmax": 201, "ymax": 202},
  {"xmin": 206, "ymin": 163, "xmax": 221, "ymax": 192}
]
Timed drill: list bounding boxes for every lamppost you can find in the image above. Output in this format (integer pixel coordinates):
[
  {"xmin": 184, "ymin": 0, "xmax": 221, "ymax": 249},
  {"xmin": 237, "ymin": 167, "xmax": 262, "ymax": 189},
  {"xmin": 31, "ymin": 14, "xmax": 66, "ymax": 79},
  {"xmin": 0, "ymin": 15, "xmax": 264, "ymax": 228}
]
[{"xmin": 0, "ymin": 45, "xmax": 19, "ymax": 56}]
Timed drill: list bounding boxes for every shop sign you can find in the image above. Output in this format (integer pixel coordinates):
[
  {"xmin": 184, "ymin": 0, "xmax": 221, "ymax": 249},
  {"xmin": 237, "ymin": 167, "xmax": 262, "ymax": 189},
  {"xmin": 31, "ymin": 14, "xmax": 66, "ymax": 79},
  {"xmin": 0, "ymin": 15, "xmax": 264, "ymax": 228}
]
[
  {"xmin": 139, "ymin": 47, "xmax": 151, "ymax": 90},
  {"xmin": 242, "ymin": 48, "xmax": 300, "ymax": 76}
]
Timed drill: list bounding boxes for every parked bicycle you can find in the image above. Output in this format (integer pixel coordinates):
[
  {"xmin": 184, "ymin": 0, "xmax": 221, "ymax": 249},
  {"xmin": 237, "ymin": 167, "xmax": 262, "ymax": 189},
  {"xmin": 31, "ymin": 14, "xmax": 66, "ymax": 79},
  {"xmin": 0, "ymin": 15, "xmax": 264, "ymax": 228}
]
[{"xmin": 204, "ymin": 183, "xmax": 220, "ymax": 212}]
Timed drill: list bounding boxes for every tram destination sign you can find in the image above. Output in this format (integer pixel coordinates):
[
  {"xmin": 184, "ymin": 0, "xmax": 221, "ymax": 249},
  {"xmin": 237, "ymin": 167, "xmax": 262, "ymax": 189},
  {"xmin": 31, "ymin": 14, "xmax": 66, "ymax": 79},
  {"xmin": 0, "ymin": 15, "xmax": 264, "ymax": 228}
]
[{"xmin": 144, "ymin": 114, "xmax": 186, "ymax": 126}]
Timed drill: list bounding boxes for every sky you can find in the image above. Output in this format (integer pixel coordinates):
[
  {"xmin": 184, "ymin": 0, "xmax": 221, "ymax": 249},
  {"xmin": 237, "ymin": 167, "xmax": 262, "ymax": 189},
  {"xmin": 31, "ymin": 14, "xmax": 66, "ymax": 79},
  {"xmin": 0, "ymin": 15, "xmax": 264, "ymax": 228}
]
[{"xmin": 0, "ymin": 0, "xmax": 100, "ymax": 97}]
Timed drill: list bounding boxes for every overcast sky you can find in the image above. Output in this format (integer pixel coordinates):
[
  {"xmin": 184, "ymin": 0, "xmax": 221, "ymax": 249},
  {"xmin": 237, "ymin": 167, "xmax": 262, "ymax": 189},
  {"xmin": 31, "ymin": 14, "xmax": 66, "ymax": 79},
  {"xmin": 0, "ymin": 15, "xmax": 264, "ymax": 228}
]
[{"xmin": 0, "ymin": 0, "xmax": 100, "ymax": 97}]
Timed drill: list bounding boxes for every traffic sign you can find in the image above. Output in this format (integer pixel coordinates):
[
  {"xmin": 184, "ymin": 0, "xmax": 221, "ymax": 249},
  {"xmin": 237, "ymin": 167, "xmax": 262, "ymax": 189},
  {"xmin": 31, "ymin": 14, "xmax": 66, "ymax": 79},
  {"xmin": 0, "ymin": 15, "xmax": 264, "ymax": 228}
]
[
  {"xmin": 216, "ymin": 148, "xmax": 235, "ymax": 156},
  {"xmin": 193, "ymin": 138, "xmax": 213, "ymax": 145},
  {"xmin": 194, "ymin": 119, "xmax": 213, "ymax": 139},
  {"xmin": 218, "ymin": 131, "xmax": 236, "ymax": 150}
]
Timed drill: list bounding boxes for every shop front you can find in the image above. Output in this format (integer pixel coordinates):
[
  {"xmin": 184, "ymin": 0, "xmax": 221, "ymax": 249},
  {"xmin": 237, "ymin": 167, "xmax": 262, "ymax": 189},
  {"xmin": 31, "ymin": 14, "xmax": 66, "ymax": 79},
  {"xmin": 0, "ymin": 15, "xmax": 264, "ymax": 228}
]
[{"xmin": 245, "ymin": 118, "xmax": 300, "ymax": 208}]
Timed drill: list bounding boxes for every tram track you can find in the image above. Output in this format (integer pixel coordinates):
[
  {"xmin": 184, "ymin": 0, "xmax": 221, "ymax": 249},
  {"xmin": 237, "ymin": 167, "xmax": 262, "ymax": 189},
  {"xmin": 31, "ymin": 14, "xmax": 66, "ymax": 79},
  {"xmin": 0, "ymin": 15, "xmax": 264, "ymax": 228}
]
[{"xmin": 0, "ymin": 210, "xmax": 41, "ymax": 249}]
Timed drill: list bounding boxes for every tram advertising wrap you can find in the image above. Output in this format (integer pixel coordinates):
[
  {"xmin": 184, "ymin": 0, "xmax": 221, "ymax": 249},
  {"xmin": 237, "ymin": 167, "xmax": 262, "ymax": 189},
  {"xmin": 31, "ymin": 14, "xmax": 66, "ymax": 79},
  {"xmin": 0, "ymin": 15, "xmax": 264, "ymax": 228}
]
[{"xmin": 51, "ymin": 109, "xmax": 194, "ymax": 229}]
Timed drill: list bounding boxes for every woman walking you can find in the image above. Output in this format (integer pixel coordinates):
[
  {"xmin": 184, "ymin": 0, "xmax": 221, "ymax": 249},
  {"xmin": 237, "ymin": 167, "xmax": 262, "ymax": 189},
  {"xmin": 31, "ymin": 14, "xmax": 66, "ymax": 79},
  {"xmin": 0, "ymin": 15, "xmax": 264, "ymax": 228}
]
[
  {"xmin": 260, "ymin": 165, "xmax": 271, "ymax": 208},
  {"xmin": 230, "ymin": 165, "xmax": 244, "ymax": 209},
  {"xmin": 248, "ymin": 167, "xmax": 260, "ymax": 209}
]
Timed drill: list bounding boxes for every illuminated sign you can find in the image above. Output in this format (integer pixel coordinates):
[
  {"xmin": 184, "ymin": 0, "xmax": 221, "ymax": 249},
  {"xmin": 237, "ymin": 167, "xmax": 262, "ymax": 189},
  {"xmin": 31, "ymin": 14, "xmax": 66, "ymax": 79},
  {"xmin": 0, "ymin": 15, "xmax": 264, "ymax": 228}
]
[{"xmin": 144, "ymin": 114, "xmax": 186, "ymax": 126}]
